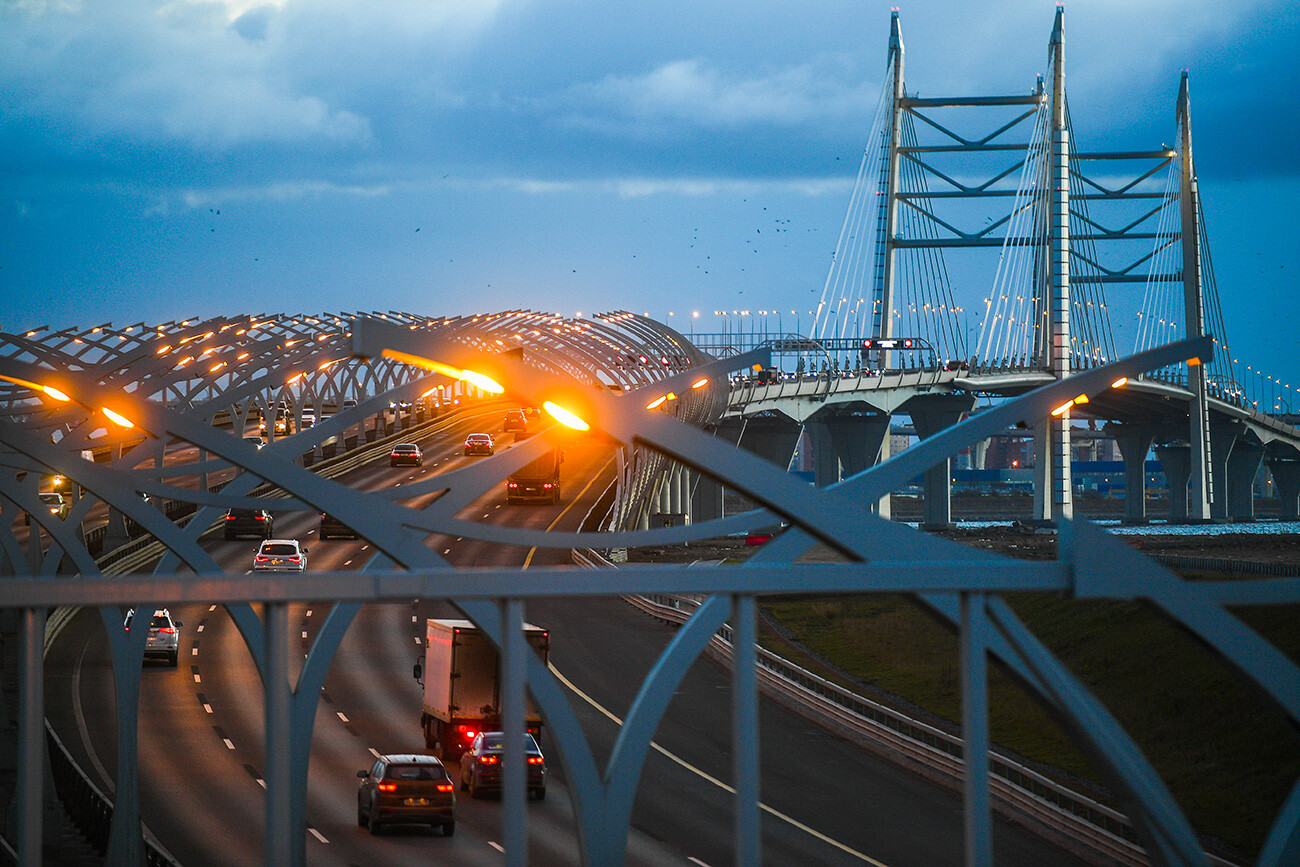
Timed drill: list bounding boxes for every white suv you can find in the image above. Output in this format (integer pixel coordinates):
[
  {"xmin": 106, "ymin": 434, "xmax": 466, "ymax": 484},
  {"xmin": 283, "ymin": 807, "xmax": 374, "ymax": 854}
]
[
  {"xmin": 124, "ymin": 608, "xmax": 182, "ymax": 667},
  {"xmin": 253, "ymin": 539, "xmax": 308, "ymax": 572}
]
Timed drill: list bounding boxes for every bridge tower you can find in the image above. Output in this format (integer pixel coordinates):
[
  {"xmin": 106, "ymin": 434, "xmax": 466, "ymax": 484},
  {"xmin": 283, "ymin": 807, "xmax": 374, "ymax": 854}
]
[
  {"xmin": 1032, "ymin": 7, "xmax": 1073, "ymax": 523},
  {"xmin": 1178, "ymin": 73, "xmax": 1214, "ymax": 521}
]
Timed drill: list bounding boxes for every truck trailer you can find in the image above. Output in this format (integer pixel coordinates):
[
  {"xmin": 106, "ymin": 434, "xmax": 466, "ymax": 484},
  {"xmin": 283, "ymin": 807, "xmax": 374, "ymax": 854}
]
[
  {"xmin": 417, "ymin": 618, "xmax": 549, "ymax": 758},
  {"xmin": 505, "ymin": 449, "xmax": 562, "ymax": 504}
]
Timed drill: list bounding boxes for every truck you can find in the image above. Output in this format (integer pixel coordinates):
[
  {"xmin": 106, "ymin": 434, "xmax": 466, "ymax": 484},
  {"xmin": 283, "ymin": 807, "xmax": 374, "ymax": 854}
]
[
  {"xmin": 505, "ymin": 449, "xmax": 562, "ymax": 504},
  {"xmin": 416, "ymin": 618, "xmax": 550, "ymax": 758}
]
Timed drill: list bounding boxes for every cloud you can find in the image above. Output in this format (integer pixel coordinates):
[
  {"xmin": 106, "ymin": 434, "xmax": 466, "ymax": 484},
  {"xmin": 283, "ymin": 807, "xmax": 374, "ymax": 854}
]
[{"xmin": 545, "ymin": 56, "xmax": 876, "ymax": 138}]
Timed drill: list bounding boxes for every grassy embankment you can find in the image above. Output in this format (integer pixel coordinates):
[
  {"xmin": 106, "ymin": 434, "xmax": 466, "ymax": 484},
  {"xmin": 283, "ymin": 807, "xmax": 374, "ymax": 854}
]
[{"xmin": 759, "ymin": 585, "xmax": 1300, "ymax": 858}]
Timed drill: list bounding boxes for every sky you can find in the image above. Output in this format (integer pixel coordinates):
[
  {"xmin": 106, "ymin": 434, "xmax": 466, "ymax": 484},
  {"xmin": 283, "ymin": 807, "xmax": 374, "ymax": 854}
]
[{"xmin": 2, "ymin": 0, "xmax": 1298, "ymax": 392}]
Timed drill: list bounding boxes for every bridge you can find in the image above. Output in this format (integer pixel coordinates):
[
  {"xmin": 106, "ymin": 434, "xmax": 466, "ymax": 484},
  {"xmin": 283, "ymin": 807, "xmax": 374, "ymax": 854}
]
[
  {"xmin": 2, "ymin": 8, "xmax": 1299, "ymax": 867},
  {"xmin": 685, "ymin": 8, "xmax": 1300, "ymax": 535}
]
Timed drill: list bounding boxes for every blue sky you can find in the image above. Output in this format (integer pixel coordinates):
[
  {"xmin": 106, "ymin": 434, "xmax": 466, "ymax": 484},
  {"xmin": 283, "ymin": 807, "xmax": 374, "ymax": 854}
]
[{"xmin": 2, "ymin": 0, "xmax": 1297, "ymax": 391}]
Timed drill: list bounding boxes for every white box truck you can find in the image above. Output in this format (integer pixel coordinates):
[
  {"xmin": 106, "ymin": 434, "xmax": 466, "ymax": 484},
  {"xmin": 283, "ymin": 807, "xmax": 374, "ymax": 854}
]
[{"xmin": 417, "ymin": 618, "xmax": 549, "ymax": 758}]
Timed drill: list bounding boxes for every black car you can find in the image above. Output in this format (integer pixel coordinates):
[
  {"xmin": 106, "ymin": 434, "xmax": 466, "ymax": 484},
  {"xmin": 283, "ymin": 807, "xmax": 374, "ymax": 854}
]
[
  {"xmin": 319, "ymin": 512, "xmax": 358, "ymax": 540},
  {"xmin": 390, "ymin": 443, "xmax": 422, "ymax": 467},
  {"xmin": 357, "ymin": 754, "xmax": 455, "ymax": 836},
  {"xmin": 223, "ymin": 507, "xmax": 274, "ymax": 540},
  {"xmin": 459, "ymin": 731, "xmax": 546, "ymax": 800}
]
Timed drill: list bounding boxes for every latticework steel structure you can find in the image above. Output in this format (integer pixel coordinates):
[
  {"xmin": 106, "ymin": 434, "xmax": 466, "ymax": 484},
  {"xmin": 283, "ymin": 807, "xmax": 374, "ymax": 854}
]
[{"xmin": 1, "ymin": 304, "xmax": 1297, "ymax": 867}]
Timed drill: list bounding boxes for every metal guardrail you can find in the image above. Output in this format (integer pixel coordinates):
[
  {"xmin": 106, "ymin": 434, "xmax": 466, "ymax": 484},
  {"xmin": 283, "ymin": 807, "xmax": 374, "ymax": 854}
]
[{"xmin": 571, "ymin": 549, "xmax": 1242, "ymax": 867}]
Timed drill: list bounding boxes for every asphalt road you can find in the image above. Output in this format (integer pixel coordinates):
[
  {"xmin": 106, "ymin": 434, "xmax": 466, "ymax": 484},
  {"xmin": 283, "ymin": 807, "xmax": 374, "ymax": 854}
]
[{"xmin": 43, "ymin": 406, "xmax": 1084, "ymax": 866}]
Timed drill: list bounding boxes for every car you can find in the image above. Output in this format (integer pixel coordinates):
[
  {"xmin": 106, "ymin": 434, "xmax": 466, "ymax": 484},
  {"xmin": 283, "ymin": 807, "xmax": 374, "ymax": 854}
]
[
  {"xmin": 244, "ymin": 436, "xmax": 266, "ymax": 449},
  {"xmin": 319, "ymin": 512, "xmax": 358, "ymax": 540},
  {"xmin": 253, "ymin": 539, "xmax": 307, "ymax": 572},
  {"xmin": 124, "ymin": 607, "xmax": 182, "ymax": 667},
  {"xmin": 259, "ymin": 415, "xmax": 289, "ymax": 435},
  {"xmin": 301, "ymin": 410, "xmax": 316, "ymax": 428},
  {"xmin": 459, "ymin": 731, "xmax": 546, "ymax": 800},
  {"xmin": 502, "ymin": 410, "xmax": 526, "ymax": 432},
  {"xmin": 27, "ymin": 492, "xmax": 68, "ymax": 524},
  {"xmin": 224, "ymin": 507, "xmax": 274, "ymax": 540},
  {"xmin": 463, "ymin": 433, "xmax": 494, "ymax": 456},
  {"xmin": 357, "ymin": 754, "xmax": 455, "ymax": 836},
  {"xmin": 390, "ymin": 443, "xmax": 422, "ymax": 467}
]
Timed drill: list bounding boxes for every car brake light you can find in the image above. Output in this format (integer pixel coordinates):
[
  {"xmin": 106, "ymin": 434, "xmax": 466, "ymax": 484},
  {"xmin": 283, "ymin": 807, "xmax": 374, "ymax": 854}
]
[
  {"xmin": 288, "ymin": 556, "xmax": 300, "ymax": 563},
  {"xmin": 506, "ymin": 482, "xmax": 517, "ymax": 489},
  {"xmin": 435, "ymin": 782, "xmax": 453, "ymax": 792},
  {"xmin": 377, "ymin": 782, "xmax": 397, "ymax": 792},
  {"xmin": 225, "ymin": 515, "xmax": 235, "ymax": 521},
  {"xmin": 254, "ymin": 515, "xmax": 266, "ymax": 521},
  {"xmin": 255, "ymin": 555, "xmax": 268, "ymax": 563},
  {"xmin": 157, "ymin": 626, "xmax": 176, "ymax": 634},
  {"xmin": 527, "ymin": 756, "xmax": 543, "ymax": 765},
  {"xmin": 479, "ymin": 755, "xmax": 499, "ymax": 765}
]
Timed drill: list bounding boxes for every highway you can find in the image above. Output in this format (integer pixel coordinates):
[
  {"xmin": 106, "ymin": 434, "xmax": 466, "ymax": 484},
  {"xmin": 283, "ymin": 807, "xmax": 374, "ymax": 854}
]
[{"xmin": 43, "ymin": 405, "xmax": 1083, "ymax": 866}]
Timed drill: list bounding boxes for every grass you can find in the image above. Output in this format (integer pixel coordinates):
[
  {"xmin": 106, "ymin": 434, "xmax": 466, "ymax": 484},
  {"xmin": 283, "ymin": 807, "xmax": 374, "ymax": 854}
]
[{"xmin": 759, "ymin": 589, "xmax": 1300, "ymax": 857}]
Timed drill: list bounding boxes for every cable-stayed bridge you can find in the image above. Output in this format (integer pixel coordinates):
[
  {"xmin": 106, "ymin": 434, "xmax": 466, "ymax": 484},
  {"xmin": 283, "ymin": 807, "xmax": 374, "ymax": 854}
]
[{"xmin": 702, "ymin": 8, "xmax": 1300, "ymax": 531}]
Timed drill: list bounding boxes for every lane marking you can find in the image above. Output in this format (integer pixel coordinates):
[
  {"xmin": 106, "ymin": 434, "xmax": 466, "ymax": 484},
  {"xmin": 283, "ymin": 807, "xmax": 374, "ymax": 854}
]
[
  {"xmin": 223, "ymin": 738, "xmax": 236, "ymax": 750},
  {"xmin": 337, "ymin": 712, "xmax": 350, "ymax": 723},
  {"xmin": 489, "ymin": 842, "xmax": 504, "ymax": 853},
  {"xmin": 548, "ymin": 664, "xmax": 886, "ymax": 865},
  {"xmin": 308, "ymin": 828, "xmax": 328, "ymax": 844},
  {"xmin": 203, "ymin": 704, "xmax": 213, "ymax": 714},
  {"xmin": 689, "ymin": 859, "xmax": 712, "ymax": 866},
  {"xmin": 523, "ymin": 456, "xmax": 614, "ymax": 569},
  {"xmin": 193, "ymin": 673, "xmax": 202, "ymax": 683},
  {"xmin": 196, "ymin": 624, "xmax": 205, "ymax": 633},
  {"xmin": 208, "ymin": 605, "xmax": 217, "ymax": 612},
  {"xmin": 72, "ymin": 636, "xmax": 114, "ymax": 790}
]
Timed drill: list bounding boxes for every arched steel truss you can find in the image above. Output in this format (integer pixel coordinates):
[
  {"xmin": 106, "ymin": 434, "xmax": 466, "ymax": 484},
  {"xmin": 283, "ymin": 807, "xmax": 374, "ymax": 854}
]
[{"xmin": 2, "ymin": 316, "xmax": 1297, "ymax": 866}]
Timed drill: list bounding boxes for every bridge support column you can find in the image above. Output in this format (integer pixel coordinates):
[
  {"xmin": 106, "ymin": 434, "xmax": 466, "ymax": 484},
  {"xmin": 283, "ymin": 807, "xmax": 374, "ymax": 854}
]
[
  {"xmin": 813, "ymin": 413, "xmax": 893, "ymax": 516},
  {"xmin": 1032, "ymin": 418, "xmax": 1073, "ymax": 525},
  {"xmin": 1105, "ymin": 423, "xmax": 1156, "ymax": 524},
  {"xmin": 970, "ymin": 438, "xmax": 989, "ymax": 471},
  {"xmin": 1155, "ymin": 443, "xmax": 1192, "ymax": 522},
  {"xmin": 691, "ymin": 471, "xmax": 724, "ymax": 522},
  {"xmin": 807, "ymin": 422, "xmax": 840, "ymax": 487},
  {"xmin": 908, "ymin": 395, "xmax": 975, "ymax": 530},
  {"xmin": 1270, "ymin": 459, "xmax": 1300, "ymax": 520},
  {"xmin": 1226, "ymin": 438, "xmax": 1265, "ymax": 522},
  {"xmin": 1208, "ymin": 420, "xmax": 1242, "ymax": 522}
]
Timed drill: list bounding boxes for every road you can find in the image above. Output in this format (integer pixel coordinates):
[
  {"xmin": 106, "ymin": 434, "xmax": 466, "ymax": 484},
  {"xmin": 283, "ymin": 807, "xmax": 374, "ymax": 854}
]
[{"xmin": 44, "ymin": 405, "xmax": 1083, "ymax": 866}]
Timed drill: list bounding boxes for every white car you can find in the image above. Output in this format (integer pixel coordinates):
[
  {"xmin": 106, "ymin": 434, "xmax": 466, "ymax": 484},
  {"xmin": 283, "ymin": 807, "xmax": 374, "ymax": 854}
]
[
  {"xmin": 253, "ymin": 539, "xmax": 308, "ymax": 572},
  {"xmin": 124, "ymin": 607, "xmax": 182, "ymax": 667}
]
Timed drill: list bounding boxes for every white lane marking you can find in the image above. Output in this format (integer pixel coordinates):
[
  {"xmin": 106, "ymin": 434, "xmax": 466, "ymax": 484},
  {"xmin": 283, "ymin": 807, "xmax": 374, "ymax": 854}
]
[
  {"xmin": 301, "ymin": 631, "xmax": 308, "ymax": 639},
  {"xmin": 257, "ymin": 778, "xmax": 266, "ymax": 789},
  {"xmin": 72, "ymin": 637, "xmax": 114, "ymax": 789},
  {"xmin": 306, "ymin": 609, "xmax": 313, "ymax": 617},
  {"xmin": 411, "ymin": 615, "xmax": 418, "ymax": 623},
  {"xmin": 443, "ymin": 548, "xmax": 451, "ymax": 555},
  {"xmin": 193, "ymin": 673, "xmax": 202, "ymax": 683},
  {"xmin": 344, "ymin": 559, "xmax": 352, "ymax": 566},
  {"xmin": 191, "ymin": 647, "xmax": 198, "ymax": 656},
  {"xmin": 203, "ymin": 704, "xmax": 213, "ymax": 714},
  {"xmin": 414, "ymin": 636, "xmax": 422, "ymax": 645},
  {"xmin": 308, "ymin": 827, "xmax": 328, "ymax": 844},
  {"xmin": 208, "ymin": 605, "xmax": 217, "ymax": 612},
  {"xmin": 337, "ymin": 712, "xmax": 349, "ymax": 723},
  {"xmin": 489, "ymin": 842, "xmax": 504, "ymax": 853},
  {"xmin": 223, "ymin": 738, "xmax": 236, "ymax": 750},
  {"xmin": 197, "ymin": 624, "xmax": 205, "ymax": 633},
  {"xmin": 689, "ymin": 859, "xmax": 712, "ymax": 867},
  {"xmin": 548, "ymin": 664, "xmax": 886, "ymax": 866}
]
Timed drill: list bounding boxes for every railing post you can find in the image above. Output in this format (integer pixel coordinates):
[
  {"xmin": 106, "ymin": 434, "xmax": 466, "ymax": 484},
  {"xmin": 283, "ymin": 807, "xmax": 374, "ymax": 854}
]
[
  {"xmin": 501, "ymin": 598, "xmax": 527, "ymax": 867},
  {"xmin": 17, "ymin": 607, "xmax": 46, "ymax": 865},
  {"xmin": 733, "ymin": 594, "xmax": 761, "ymax": 865},
  {"xmin": 961, "ymin": 593, "xmax": 993, "ymax": 867},
  {"xmin": 264, "ymin": 601, "xmax": 294, "ymax": 866}
]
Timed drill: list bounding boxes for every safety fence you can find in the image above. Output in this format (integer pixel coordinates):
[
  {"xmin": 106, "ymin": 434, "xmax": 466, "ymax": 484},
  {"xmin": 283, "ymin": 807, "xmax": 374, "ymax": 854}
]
[{"xmin": 572, "ymin": 549, "xmax": 1243, "ymax": 867}]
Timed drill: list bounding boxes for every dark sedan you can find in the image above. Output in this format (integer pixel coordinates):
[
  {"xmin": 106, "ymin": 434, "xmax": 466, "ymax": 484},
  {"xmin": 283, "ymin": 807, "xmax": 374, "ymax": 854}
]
[
  {"xmin": 357, "ymin": 754, "xmax": 455, "ymax": 836},
  {"xmin": 459, "ymin": 732, "xmax": 546, "ymax": 800}
]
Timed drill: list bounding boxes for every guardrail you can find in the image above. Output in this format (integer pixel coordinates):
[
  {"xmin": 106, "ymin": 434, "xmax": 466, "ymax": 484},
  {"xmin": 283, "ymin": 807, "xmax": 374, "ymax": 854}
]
[{"xmin": 571, "ymin": 549, "xmax": 1242, "ymax": 867}]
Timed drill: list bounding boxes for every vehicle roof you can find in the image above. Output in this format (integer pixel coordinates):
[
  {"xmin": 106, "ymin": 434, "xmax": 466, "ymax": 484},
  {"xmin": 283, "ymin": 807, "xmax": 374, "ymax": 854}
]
[
  {"xmin": 466, "ymin": 432, "xmax": 492, "ymax": 439},
  {"xmin": 260, "ymin": 538, "xmax": 300, "ymax": 546},
  {"xmin": 378, "ymin": 753, "xmax": 443, "ymax": 765},
  {"xmin": 393, "ymin": 443, "xmax": 420, "ymax": 449}
]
